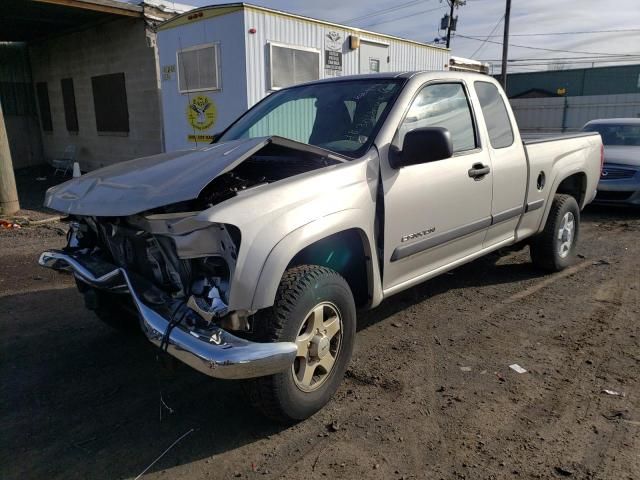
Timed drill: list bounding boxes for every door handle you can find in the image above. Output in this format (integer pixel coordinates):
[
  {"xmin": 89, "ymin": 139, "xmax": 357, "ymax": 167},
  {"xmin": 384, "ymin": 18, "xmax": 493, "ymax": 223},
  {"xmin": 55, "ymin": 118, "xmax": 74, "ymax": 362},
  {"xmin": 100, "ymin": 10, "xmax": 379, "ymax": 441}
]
[{"xmin": 468, "ymin": 163, "xmax": 490, "ymax": 179}]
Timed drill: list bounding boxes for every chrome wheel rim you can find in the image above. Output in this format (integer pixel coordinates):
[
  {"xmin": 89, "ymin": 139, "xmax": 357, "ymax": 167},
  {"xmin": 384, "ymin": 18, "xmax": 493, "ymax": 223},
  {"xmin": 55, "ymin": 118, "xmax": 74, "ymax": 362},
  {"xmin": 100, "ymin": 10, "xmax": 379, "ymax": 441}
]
[
  {"xmin": 557, "ymin": 211, "xmax": 575, "ymax": 259},
  {"xmin": 292, "ymin": 302, "xmax": 343, "ymax": 392}
]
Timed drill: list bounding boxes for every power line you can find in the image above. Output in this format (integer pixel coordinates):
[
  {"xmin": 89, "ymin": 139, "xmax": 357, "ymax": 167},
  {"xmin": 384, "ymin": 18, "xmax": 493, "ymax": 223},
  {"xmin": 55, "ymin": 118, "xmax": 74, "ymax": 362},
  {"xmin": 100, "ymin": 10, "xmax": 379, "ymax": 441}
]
[
  {"xmin": 341, "ymin": 0, "xmax": 430, "ymax": 24},
  {"xmin": 470, "ymin": 14, "xmax": 504, "ymax": 57},
  {"xmin": 494, "ymin": 59, "xmax": 640, "ymax": 67},
  {"xmin": 457, "ymin": 34, "xmax": 640, "ymax": 57},
  {"xmin": 479, "ymin": 55, "xmax": 640, "ymax": 62},
  {"xmin": 466, "ymin": 28, "xmax": 640, "ymax": 38},
  {"xmin": 362, "ymin": 6, "xmax": 445, "ymax": 28}
]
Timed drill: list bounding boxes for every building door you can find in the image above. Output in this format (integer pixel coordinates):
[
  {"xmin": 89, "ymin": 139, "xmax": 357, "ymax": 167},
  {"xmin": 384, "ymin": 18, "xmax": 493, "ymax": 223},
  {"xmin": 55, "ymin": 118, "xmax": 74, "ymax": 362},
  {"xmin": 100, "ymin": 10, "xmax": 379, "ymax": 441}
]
[{"xmin": 359, "ymin": 41, "xmax": 389, "ymax": 74}]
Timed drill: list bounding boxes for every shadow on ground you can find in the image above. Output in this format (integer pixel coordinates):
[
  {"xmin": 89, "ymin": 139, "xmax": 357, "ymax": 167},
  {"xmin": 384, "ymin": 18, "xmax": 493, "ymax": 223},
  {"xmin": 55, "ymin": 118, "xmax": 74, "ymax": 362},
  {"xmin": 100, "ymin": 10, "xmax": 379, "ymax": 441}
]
[{"xmin": 14, "ymin": 165, "xmax": 69, "ymax": 213}]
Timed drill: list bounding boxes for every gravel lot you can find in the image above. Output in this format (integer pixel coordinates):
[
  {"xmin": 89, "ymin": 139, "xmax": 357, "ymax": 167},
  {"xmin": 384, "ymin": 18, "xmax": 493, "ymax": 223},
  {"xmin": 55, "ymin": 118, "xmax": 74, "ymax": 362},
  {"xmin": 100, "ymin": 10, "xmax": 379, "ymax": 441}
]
[{"xmin": 1, "ymin": 198, "xmax": 638, "ymax": 480}]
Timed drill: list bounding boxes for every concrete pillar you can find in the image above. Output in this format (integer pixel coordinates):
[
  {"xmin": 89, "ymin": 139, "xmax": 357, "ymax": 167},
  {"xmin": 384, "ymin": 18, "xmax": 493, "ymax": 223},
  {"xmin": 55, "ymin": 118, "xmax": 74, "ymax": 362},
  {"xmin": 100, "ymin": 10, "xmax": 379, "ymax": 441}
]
[{"xmin": 0, "ymin": 101, "xmax": 20, "ymax": 215}]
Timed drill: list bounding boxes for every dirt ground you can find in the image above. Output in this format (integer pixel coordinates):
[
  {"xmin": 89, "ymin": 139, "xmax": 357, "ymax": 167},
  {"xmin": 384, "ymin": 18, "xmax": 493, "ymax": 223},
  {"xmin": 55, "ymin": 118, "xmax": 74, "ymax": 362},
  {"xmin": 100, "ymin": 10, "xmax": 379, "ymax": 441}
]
[{"xmin": 1, "ymin": 183, "xmax": 639, "ymax": 479}]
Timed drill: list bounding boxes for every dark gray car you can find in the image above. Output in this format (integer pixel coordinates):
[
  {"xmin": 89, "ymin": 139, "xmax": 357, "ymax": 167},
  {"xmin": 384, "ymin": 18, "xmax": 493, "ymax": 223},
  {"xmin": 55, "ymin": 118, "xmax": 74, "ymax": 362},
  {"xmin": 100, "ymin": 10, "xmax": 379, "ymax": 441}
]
[{"xmin": 583, "ymin": 118, "xmax": 640, "ymax": 205}]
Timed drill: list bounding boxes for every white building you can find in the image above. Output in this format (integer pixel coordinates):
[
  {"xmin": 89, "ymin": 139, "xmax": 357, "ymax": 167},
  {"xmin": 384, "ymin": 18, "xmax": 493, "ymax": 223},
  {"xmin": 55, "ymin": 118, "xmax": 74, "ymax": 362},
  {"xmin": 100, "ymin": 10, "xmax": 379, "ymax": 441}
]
[{"xmin": 156, "ymin": 2, "xmax": 450, "ymax": 151}]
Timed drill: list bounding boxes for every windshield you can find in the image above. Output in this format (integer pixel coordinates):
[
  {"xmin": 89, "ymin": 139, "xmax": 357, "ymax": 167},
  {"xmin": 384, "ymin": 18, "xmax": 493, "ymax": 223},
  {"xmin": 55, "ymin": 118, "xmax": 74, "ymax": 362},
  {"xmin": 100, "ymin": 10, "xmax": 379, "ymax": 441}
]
[
  {"xmin": 218, "ymin": 79, "xmax": 404, "ymax": 158},
  {"xmin": 583, "ymin": 123, "xmax": 640, "ymax": 146}
]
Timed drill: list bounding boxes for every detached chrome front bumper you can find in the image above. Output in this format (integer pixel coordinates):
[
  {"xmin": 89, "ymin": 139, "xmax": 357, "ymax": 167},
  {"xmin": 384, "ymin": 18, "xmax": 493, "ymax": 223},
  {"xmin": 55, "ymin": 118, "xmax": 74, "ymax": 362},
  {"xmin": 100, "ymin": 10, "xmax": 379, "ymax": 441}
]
[{"xmin": 38, "ymin": 250, "xmax": 297, "ymax": 380}]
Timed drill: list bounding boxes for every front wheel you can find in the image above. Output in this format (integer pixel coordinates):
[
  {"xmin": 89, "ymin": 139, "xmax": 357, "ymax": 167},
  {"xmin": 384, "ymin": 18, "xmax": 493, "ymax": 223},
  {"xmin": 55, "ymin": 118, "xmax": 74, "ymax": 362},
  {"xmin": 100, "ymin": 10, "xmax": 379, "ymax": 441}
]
[
  {"xmin": 247, "ymin": 265, "xmax": 356, "ymax": 422},
  {"xmin": 530, "ymin": 194, "xmax": 580, "ymax": 271}
]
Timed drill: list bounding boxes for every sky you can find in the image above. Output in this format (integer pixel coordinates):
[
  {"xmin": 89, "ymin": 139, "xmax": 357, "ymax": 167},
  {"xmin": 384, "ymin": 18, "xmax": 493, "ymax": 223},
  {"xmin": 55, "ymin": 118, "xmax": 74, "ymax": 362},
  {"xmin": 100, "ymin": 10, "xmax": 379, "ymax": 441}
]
[{"xmin": 154, "ymin": 0, "xmax": 640, "ymax": 73}]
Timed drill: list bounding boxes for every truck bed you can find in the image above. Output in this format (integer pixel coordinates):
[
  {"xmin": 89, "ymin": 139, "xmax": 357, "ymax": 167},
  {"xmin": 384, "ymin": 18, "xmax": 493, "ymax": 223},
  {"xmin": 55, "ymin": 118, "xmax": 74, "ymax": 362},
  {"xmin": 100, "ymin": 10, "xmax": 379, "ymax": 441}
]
[{"xmin": 515, "ymin": 132, "xmax": 602, "ymax": 241}]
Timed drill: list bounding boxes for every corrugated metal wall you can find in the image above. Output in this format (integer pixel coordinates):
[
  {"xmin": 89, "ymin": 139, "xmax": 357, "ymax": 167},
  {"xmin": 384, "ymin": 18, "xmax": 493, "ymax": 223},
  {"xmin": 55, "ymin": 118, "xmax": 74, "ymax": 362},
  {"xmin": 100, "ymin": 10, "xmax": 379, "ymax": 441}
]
[
  {"xmin": 157, "ymin": 10, "xmax": 248, "ymax": 152},
  {"xmin": 506, "ymin": 64, "xmax": 640, "ymax": 98},
  {"xmin": 511, "ymin": 93, "xmax": 640, "ymax": 135},
  {"xmin": 243, "ymin": 7, "xmax": 449, "ymax": 107}
]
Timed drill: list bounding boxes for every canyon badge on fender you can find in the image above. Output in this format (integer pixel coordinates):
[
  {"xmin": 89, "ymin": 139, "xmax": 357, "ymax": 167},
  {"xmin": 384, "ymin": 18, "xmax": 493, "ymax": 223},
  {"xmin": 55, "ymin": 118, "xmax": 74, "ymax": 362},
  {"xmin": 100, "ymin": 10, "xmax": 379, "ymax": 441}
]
[{"xmin": 401, "ymin": 227, "xmax": 436, "ymax": 243}]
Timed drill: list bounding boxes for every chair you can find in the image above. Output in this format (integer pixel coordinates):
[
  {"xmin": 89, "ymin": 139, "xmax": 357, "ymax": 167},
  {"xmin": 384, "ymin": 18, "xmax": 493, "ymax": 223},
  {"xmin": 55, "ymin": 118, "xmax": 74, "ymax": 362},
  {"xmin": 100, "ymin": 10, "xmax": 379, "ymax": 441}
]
[{"xmin": 52, "ymin": 145, "xmax": 77, "ymax": 177}]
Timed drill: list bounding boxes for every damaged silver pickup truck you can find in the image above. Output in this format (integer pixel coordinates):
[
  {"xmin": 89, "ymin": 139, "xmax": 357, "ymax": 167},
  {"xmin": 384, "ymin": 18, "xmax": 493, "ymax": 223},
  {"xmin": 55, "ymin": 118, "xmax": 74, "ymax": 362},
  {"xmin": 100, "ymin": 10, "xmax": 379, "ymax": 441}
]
[{"xmin": 40, "ymin": 72, "xmax": 602, "ymax": 421}]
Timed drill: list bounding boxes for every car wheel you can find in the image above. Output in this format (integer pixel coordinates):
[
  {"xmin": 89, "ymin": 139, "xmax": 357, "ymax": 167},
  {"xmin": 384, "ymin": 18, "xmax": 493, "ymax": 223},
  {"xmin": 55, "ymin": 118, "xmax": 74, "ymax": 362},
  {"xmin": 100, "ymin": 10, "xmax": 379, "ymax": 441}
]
[
  {"xmin": 247, "ymin": 265, "xmax": 356, "ymax": 422},
  {"xmin": 530, "ymin": 194, "xmax": 580, "ymax": 272}
]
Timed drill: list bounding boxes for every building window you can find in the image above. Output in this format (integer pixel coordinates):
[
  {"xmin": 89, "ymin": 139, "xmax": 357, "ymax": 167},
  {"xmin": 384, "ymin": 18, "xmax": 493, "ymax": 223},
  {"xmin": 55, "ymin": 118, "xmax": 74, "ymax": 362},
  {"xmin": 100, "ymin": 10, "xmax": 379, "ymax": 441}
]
[
  {"xmin": 399, "ymin": 83, "xmax": 477, "ymax": 153},
  {"xmin": 269, "ymin": 43, "xmax": 320, "ymax": 90},
  {"xmin": 177, "ymin": 43, "xmax": 220, "ymax": 93},
  {"xmin": 91, "ymin": 73, "xmax": 129, "ymax": 134},
  {"xmin": 474, "ymin": 81, "xmax": 514, "ymax": 149},
  {"xmin": 35, "ymin": 82, "xmax": 53, "ymax": 132},
  {"xmin": 61, "ymin": 78, "xmax": 79, "ymax": 133}
]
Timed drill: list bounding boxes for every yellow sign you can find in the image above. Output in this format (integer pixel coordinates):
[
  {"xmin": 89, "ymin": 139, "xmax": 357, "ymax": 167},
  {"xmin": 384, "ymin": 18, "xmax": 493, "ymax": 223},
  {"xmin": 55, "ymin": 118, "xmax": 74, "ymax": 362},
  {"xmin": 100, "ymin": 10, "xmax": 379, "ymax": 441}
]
[
  {"xmin": 186, "ymin": 95, "xmax": 217, "ymax": 131},
  {"xmin": 188, "ymin": 134, "xmax": 214, "ymax": 142}
]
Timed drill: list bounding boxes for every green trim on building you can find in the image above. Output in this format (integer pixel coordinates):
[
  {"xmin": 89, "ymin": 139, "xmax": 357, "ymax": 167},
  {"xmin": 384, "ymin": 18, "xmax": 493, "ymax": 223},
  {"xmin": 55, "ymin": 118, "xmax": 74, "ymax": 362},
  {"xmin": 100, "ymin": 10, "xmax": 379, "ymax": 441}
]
[{"xmin": 505, "ymin": 64, "xmax": 640, "ymax": 98}]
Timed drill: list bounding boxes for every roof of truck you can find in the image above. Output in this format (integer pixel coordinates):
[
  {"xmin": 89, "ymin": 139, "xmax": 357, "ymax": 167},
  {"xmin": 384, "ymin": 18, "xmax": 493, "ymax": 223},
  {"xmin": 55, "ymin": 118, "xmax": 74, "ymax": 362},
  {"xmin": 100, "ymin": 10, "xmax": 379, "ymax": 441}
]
[{"xmin": 289, "ymin": 71, "xmax": 496, "ymax": 86}]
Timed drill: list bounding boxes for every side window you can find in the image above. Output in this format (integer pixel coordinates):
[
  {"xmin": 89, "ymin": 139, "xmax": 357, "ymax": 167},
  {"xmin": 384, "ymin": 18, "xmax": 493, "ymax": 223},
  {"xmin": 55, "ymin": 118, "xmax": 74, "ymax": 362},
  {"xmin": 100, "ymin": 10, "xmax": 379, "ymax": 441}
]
[
  {"xmin": 177, "ymin": 44, "xmax": 221, "ymax": 93},
  {"xmin": 269, "ymin": 44, "xmax": 320, "ymax": 90},
  {"xmin": 35, "ymin": 82, "xmax": 53, "ymax": 132},
  {"xmin": 91, "ymin": 73, "xmax": 129, "ymax": 134},
  {"xmin": 61, "ymin": 78, "xmax": 79, "ymax": 133},
  {"xmin": 474, "ymin": 81, "xmax": 514, "ymax": 149},
  {"xmin": 399, "ymin": 83, "xmax": 476, "ymax": 153}
]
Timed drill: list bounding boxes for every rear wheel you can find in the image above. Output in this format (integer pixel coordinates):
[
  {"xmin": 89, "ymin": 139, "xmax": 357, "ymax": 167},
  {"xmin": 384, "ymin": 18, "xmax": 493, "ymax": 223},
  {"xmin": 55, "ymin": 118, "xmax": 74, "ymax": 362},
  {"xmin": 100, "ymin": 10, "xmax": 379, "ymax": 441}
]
[
  {"xmin": 530, "ymin": 194, "xmax": 580, "ymax": 271},
  {"xmin": 247, "ymin": 265, "xmax": 356, "ymax": 422}
]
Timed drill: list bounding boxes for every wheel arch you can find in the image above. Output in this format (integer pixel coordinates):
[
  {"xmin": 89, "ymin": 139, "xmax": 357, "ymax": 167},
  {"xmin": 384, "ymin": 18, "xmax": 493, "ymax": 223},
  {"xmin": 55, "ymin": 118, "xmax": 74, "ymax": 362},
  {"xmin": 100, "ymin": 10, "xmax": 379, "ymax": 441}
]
[
  {"xmin": 538, "ymin": 170, "xmax": 587, "ymax": 232},
  {"xmin": 250, "ymin": 212, "xmax": 381, "ymax": 311}
]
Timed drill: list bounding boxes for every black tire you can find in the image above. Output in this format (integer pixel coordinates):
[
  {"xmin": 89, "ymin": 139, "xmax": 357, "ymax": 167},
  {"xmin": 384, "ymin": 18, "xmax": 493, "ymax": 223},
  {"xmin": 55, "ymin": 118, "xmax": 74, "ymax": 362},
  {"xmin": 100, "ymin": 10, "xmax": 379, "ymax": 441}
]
[
  {"xmin": 530, "ymin": 194, "xmax": 580, "ymax": 272},
  {"xmin": 246, "ymin": 265, "xmax": 356, "ymax": 423},
  {"xmin": 77, "ymin": 280, "xmax": 141, "ymax": 332}
]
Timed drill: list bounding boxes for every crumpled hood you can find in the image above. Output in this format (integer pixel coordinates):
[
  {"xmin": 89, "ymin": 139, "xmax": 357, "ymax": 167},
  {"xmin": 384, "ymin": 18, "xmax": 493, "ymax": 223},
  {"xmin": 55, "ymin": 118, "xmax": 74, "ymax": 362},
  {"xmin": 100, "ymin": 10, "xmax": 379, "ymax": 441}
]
[
  {"xmin": 45, "ymin": 137, "xmax": 275, "ymax": 216},
  {"xmin": 604, "ymin": 145, "xmax": 640, "ymax": 167}
]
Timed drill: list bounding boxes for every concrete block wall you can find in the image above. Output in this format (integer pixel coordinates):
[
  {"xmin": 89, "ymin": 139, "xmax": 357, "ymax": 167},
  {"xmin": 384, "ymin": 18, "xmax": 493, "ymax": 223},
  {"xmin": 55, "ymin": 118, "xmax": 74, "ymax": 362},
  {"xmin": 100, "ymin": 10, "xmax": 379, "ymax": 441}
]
[{"xmin": 29, "ymin": 17, "xmax": 163, "ymax": 171}]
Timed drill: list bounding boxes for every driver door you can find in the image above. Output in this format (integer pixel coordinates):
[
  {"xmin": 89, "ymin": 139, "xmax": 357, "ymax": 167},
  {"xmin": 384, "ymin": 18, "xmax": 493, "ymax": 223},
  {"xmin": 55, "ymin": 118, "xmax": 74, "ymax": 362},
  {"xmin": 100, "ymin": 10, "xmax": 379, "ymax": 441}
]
[{"xmin": 381, "ymin": 82, "xmax": 493, "ymax": 294}]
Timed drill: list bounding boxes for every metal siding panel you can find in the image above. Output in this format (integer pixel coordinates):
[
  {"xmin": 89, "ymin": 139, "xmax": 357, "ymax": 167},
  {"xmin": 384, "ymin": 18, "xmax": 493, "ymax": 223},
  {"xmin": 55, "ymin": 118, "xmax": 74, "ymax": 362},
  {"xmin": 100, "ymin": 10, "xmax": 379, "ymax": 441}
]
[
  {"xmin": 244, "ymin": 8, "xmax": 449, "ymax": 107},
  {"xmin": 158, "ymin": 10, "xmax": 247, "ymax": 151}
]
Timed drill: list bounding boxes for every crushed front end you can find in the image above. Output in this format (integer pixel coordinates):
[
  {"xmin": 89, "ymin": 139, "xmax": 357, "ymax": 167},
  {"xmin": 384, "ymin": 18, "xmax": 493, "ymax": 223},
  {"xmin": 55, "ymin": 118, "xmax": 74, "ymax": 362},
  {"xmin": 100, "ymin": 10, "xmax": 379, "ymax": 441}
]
[{"xmin": 39, "ymin": 213, "xmax": 296, "ymax": 379}]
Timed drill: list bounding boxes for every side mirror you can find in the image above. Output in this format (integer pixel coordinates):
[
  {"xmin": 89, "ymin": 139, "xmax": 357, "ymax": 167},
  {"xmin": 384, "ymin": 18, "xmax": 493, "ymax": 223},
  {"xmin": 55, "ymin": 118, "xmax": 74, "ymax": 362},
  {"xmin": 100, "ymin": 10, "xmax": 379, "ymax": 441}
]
[{"xmin": 391, "ymin": 127, "xmax": 453, "ymax": 169}]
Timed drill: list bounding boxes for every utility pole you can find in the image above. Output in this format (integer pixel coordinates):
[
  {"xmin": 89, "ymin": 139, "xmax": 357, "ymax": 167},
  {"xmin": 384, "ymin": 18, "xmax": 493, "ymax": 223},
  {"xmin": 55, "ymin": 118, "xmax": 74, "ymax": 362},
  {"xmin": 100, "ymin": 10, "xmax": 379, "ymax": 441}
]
[
  {"xmin": 445, "ymin": 0, "xmax": 456, "ymax": 48},
  {"xmin": 440, "ymin": 1, "xmax": 465, "ymax": 48},
  {"xmin": 500, "ymin": 0, "xmax": 512, "ymax": 89},
  {"xmin": 0, "ymin": 100, "xmax": 19, "ymax": 215}
]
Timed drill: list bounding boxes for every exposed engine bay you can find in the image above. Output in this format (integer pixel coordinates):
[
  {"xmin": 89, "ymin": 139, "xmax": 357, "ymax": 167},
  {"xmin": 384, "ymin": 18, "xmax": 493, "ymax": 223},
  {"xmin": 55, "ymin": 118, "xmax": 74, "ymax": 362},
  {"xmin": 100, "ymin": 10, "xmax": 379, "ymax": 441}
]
[
  {"xmin": 68, "ymin": 214, "xmax": 244, "ymax": 331},
  {"xmin": 155, "ymin": 141, "xmax": 342, "ymax": 214}
]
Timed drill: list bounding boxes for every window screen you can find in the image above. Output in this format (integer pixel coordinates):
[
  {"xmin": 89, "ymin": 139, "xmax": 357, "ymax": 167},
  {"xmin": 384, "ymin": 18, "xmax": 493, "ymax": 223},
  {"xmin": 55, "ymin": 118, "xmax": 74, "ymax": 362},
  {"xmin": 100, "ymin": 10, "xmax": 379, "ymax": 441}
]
[
  {"xmin": 35, "ymin": 82, "xmax": 52, "ymax": 132},
  {"xmin": 270, "ymin": 44, "xmax": 320, "ymax": 89},
  {"xmin": 474, "ymin": 81, "xmax": 514, "ymax": 149},
  {"xmin": 91, "ymin": 73, "xmax": 129, "ymax": 133},
  {"xmin": 178, "ymin": 44, "xmax": 220, "ymax": 92},
  {"xmin": 399, "ymin": 83, "xmax": 476, "ymax": 153},
  {"xmin": 61, "ymin": 78, "xmax": 78, "ymax": 132}
]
